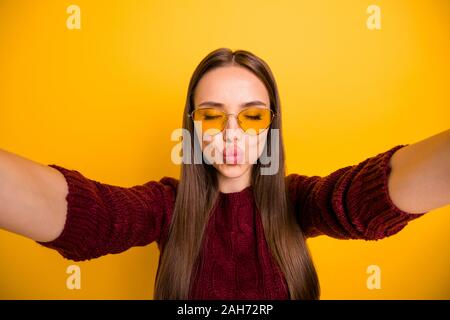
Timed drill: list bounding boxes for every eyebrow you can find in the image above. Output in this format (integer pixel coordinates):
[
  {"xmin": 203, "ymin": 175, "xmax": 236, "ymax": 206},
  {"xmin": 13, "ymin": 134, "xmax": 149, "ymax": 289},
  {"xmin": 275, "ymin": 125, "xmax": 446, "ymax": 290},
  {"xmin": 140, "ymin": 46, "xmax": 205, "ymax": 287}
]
[{"xmin": 197, "ymin": 100, "xmax": 267, "ymax": 108}]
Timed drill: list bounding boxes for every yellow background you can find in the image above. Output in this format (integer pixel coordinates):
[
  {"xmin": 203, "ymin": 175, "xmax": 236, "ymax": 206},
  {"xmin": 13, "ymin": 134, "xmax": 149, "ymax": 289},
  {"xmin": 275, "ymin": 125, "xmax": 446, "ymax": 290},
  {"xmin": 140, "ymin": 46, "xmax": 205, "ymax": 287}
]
[{"xmin": 0, "ymin": 0, "xmax": 449, "ymax": 299}]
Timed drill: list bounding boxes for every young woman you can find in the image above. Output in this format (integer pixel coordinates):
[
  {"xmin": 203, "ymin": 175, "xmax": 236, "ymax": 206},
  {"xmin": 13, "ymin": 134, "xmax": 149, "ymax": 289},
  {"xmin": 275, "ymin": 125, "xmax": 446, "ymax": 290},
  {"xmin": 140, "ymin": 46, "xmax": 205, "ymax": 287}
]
[{"xmin": 0, "ymin": 48, "xmax": 449, "ymax": 300}]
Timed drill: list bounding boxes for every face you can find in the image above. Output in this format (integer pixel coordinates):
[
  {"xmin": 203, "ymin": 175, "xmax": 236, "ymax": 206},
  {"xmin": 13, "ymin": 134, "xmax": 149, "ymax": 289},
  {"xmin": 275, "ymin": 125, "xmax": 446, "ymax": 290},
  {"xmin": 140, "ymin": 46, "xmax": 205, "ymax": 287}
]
[{"xmin": 193, "ymin": 65, "xmax": 271, "ymax": 180}]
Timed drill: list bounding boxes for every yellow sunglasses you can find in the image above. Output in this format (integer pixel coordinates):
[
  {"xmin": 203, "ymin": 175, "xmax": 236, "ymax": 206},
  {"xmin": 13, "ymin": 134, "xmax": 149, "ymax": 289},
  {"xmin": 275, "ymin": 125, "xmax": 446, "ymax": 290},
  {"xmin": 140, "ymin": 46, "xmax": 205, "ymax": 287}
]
[{"xmin": 188, "ymin": 107, "xmax": 276, "ymax": 136}]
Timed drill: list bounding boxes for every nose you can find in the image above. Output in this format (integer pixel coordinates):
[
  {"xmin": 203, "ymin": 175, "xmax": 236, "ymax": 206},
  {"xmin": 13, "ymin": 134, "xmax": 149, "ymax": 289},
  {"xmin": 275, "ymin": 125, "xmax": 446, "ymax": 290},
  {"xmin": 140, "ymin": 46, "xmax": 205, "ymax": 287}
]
[{"xmin": 223, "ymin": 114, "xmax": 242, "ymax": 142}]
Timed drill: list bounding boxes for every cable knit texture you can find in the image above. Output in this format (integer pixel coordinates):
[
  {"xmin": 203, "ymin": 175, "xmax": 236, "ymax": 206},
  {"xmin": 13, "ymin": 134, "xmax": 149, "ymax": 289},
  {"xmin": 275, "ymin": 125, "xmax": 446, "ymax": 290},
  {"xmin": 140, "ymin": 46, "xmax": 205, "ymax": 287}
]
[{"xmin": 36, "ymin": 144, "xmax": 427, "ymax": 299}]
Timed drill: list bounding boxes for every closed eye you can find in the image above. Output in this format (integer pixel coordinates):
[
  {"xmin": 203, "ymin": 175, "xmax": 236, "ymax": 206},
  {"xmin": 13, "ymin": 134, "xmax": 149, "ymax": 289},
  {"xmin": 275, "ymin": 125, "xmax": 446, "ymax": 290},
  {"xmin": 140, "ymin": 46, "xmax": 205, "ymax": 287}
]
[
  {"xmin": 244, "ymin": 115, "xmax": 262, "ymax": 120},
  {"xmin": 204, "ymin": 115, "xmax": 222, "ymax": 120}
]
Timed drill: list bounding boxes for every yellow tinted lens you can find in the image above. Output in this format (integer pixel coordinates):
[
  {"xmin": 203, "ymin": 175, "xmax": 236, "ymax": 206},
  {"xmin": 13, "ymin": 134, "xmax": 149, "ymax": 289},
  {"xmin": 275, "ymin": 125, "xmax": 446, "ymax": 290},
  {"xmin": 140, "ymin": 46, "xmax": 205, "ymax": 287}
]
[
  {"xmin": 192, "ymin": 108, "xmax": 225, "ymax": 135},
  {"xmin": 238, "ymin": 108, "xmax": 272, "ymax": 134}
]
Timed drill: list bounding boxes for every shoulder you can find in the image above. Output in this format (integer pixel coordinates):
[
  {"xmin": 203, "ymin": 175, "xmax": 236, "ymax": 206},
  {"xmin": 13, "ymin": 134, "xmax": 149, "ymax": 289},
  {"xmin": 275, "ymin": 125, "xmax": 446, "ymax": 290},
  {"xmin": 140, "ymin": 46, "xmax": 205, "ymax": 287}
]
[{"xmin": 158, "ymin": 176, "xmax": 179, "ymax": 193}]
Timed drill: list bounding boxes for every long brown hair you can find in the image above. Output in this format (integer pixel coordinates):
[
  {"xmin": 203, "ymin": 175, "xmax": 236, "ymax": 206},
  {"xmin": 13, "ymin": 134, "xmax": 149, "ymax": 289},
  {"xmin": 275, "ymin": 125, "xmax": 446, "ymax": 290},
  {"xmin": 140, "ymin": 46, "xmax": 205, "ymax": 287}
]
[{"xmin": 154, "ymin": 48, "xmax": 320, "ymax": 299}]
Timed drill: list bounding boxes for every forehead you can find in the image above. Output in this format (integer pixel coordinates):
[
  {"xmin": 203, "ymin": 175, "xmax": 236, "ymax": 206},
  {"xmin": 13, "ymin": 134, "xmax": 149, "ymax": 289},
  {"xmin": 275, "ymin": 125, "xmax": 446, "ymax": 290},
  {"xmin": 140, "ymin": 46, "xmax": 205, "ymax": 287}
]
[{"xmin": 193, "ymin": 66, "xmax": 269, "ymax": 105}]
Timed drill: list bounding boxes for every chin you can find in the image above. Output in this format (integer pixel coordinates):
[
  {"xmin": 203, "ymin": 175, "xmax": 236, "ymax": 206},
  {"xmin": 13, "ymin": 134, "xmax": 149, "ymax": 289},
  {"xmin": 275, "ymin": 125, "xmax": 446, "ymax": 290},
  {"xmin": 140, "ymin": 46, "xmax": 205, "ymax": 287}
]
[{"xmin": 214, "ymin": 163, "xmax": 251, "ymax": 178}]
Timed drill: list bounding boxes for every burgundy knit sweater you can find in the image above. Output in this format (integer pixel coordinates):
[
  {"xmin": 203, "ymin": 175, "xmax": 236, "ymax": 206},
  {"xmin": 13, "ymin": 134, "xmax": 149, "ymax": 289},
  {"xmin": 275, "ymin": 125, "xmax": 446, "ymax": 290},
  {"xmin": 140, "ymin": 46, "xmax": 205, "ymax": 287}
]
[{"xmin": 36, "ymin": 144, "xmax": 427, "ymax": 299}]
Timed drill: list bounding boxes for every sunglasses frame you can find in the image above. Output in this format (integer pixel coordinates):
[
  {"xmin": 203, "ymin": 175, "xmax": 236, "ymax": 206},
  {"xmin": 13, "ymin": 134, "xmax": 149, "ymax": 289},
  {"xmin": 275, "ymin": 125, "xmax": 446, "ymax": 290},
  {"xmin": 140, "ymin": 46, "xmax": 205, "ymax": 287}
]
[{"xmin": 187, "ymin": 106, "xmax": 276, "ymax": 135}]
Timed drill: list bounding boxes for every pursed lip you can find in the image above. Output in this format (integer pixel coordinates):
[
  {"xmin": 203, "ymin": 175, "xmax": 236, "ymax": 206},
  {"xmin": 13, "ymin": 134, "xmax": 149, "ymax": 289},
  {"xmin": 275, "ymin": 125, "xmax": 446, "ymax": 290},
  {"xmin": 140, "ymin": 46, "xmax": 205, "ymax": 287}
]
[{"xmin": 222, "ymin": 145, "xmax": 244, "ymax": 164}]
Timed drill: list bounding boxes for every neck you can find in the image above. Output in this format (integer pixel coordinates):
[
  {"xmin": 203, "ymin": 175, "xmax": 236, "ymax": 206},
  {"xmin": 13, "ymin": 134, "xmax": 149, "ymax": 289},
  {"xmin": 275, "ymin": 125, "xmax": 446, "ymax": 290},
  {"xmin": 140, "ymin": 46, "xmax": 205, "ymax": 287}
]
[{"xmin": 217, "ymin": 166, "xmax": 252, "ymax": 194}]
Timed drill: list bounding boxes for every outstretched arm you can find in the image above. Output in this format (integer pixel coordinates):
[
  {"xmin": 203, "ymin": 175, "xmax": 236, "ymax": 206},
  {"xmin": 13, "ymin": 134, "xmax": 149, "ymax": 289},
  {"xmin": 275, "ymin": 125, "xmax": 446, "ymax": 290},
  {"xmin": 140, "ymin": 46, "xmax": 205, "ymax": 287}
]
[
  {"xmin": 0, "ymin": 148, "xmax": 178, "ymax": 261},
  {"xmin": 388, "ymin": 129, "xmax": 450, "ymax": 214},
  {"xmin": 0, "ymin": 148, "xmax": 68, "ymax": 242},
  {"xmin": 287, "ymin": 144, "xmax": 430, "ymax": 240}
]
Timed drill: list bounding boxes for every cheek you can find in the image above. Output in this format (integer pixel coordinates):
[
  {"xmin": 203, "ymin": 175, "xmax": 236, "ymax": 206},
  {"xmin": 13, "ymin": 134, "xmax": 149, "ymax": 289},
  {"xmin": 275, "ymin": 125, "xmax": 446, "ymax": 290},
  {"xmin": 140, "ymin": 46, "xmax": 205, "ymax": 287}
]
[
  {"xmin": 242, "ymin": 132, "xmax": 268, "ymax": 163},
  {"xmin": 194, "ymin": 125, "xmax": 220, "ymax": 150},
  {"xmin": 198, "ymin": 132, "xmax": 224, "ymax": 163},
  {"xmin": 257, "ymin": 132, "xmax": 268, "ymax": 153}
]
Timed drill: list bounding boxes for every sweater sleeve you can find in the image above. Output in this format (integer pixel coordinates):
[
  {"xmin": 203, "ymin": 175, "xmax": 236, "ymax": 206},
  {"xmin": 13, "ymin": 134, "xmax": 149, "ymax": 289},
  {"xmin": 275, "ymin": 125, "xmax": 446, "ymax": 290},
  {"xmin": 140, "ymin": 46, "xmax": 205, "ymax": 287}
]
[
  {"xmin": 35, "ymin": 164, "xmax": 178, "ymax": 261},
  {"xmin": 286, "ymin": 144, "xmax": 429, "ymax": 240}
]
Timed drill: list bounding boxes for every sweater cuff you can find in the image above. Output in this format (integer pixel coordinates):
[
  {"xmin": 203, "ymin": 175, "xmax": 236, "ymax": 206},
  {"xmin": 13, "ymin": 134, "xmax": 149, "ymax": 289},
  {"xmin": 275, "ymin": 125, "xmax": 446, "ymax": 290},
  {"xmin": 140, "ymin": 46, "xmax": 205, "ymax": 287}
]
[
  {"xmin": 349, "ymin": 144, "xmax": 429, "ymax": 240},
  {"xmin": 35, "ymin": 164, "xmax": 100, "ymax": 261}
]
